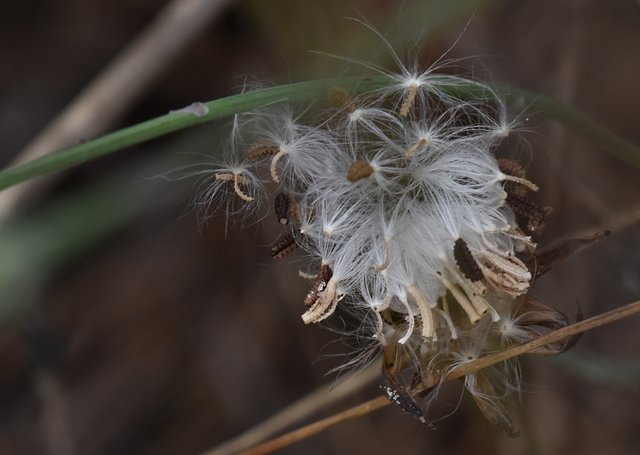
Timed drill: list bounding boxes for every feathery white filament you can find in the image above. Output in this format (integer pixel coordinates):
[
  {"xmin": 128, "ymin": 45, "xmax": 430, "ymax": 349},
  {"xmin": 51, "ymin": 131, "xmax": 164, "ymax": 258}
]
[{"xmin": 191, "ymin": 42, "xmax": 536, "ymax": 362}]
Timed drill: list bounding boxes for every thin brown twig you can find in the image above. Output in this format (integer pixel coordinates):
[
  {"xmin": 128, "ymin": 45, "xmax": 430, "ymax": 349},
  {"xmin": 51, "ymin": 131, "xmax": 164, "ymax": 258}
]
[
  {"xmin": 239, "ymin": 299, "xmax": 640, "ymax": 455},
  {"xmin": 445, "ymin": 300, "xmax": 640, "ymax": 380},
  {"xmin": 239, "ymin": 396, "xmax": 390, "ymax": 455},
  {"xmin": 0, "ymin": 0, "xmax": 232, "ymax": 217},
  {"xmin": 204, "ymin": 362, "xmax": 380, "ymax": 455}
]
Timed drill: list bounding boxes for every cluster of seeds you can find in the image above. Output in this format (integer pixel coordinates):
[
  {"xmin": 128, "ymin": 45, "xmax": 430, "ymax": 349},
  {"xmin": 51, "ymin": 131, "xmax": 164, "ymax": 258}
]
[{"xmin": 195, "ymin": 59, "xmax": 571, "ymax": 433}]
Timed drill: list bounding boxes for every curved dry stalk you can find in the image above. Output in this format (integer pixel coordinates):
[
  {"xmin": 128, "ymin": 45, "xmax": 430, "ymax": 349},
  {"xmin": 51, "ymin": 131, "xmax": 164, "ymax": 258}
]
[
  {"xmin": 205, "ymin": 362, "xmax": 380, "ymax": 455},
  {"xmin": 446, "ymin": 300, "xmax": 640, "ymax": 380},
  {"xmin": 237, "ymin": 299, "xmax": 640, "ymax": 455},
  {"xmin": 238, "ymin": 396, "xmax": 390, "ymax": 455}
]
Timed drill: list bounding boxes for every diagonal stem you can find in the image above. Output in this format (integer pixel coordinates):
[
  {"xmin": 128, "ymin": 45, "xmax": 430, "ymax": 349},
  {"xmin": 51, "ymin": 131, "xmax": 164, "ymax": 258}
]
[
  {"xmin": 204, "ymin": 362, "xmax": 380, "ymax": 455},
  {"xmin": 1, "ymin": 78, "xmax": 638, "ymax": 192},
  {"xmin": 0, "ymin": 77, "xmax": 389, "ymax": 192},
  {"xmin": 0, "ymin": 0, "xmax": 233, "ymax": 216},
  {"xmin": 238, "ymin": 299, "xmax": 640, "ymax": 455}
]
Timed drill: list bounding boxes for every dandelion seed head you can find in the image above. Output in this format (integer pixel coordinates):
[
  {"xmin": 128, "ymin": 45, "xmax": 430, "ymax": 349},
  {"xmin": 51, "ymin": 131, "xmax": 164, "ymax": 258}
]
[{"xmin": 181, "ymin": 31, "xmax": 567, "ymax": 434}]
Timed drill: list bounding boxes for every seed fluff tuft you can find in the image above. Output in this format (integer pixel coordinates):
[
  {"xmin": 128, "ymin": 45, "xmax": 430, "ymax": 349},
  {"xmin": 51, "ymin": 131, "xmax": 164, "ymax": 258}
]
[{"xmin": 180, "ymin": 28, "xmax": 581, "ymax": 435}]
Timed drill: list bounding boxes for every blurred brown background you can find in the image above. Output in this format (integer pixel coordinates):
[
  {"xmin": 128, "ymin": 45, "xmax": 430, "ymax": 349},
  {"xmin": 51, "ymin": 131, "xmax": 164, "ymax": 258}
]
[{"xmin": 1, "ymin": 0, "xmax": 639, "ymax": 454}]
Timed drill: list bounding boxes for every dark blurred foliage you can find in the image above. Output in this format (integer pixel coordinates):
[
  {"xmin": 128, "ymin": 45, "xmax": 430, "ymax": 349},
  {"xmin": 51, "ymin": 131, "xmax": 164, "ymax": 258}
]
[{"xmin": 1, "ymin": 0, "xmax": 639, "ymax": 454}]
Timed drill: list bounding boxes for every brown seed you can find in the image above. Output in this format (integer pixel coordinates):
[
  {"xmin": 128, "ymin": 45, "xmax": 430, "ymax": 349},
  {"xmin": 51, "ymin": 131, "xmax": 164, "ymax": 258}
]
[
  {"xmin": 318, "ymin": 263, "xmax": 333, "ymax": 284},
  {"xmin": 453, "ymin": 238, "xmax": 484, "ymax": 283},
  {"xmin": 399, "ymin": 83, "xmax": 418, "ymax": 117},
  {"xmin": 304, "ymin": 264, "xmax": 334, "ymax": 306},
  {"xmin": 274, "ymin": 193, "xmax": 290, "ymax": 225},
  {"xmin": 404, "ymin": 138, "xmax": 429, "ymax": 157},
  {"xmin": 499, "ymin": 158, "xmax": 532, "ymax": 197},
  {"xmin": 215, "ymin": 173, "xmax": 253, "ymax": 201},
  {"xmin": 247, "ymin": 140, "xmax": 280, "ymax": 160},
  {"xmin": 270, "ymin": 233, "xmax": 298, "ymax": 260},
  {"xmin": 498, "ymin": 159, "xmax": 527, "ymax": 179},
  {"xmin": 328, "ymin": 86, "xmax": 356, "ymax": 113},
  {"xmin": 347, "ymin": 159, "xmax": 374, "ymax": 182},
  {"xmin": 506, "ymin": 193, "xmax": 551, "ymax": 234}
]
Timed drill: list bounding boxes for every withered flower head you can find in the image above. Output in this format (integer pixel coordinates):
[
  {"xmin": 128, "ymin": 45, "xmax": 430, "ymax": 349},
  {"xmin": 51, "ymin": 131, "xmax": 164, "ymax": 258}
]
[{"xmin": 189, "ymin": 34, "xmax": 603, "ymax": 434}]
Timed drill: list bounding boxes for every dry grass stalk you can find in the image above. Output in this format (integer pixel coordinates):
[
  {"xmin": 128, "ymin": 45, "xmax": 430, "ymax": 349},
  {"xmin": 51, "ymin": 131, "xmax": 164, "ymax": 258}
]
[{"xmin": 237, "ymin": 299, "xmax": 640, "ymax": 455}]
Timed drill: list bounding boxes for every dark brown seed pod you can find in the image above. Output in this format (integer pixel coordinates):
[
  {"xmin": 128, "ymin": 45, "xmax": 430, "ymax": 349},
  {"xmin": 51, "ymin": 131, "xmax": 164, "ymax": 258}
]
[
  {"xmin": 499, "ymin": 158, "xmax": 533, "ymax": 197},
  {"xmin": 318, "ymin": 263, "xmax": 333, "ymax": 285},
  {"xmin": 498, "ymin": 158, "xmax": 527, "ymax": 179},
  {"xmin": 270, "ymin": 233, "xmax": 298, "ymax": 260},
  {"xmin": 346, "ymin": 159, "xmax": 374, "ymax": 182},
  {"xmin": 247, "ymin": 140, "xmax": 280, "ymax": 160},
  {"xmin": 506, "ymin": 193, "xmax": 552, "ymax": 234},
  {"xmin": 453, "ymin": 238, "xmax": 484, "ymax": 283},
  {"xmin": 303, "ymin": 264, "xmax": 334, "ymax": 306},
  {"xmin": 274, "ymin": 192, "xmax": 290, "ymax": 225}
]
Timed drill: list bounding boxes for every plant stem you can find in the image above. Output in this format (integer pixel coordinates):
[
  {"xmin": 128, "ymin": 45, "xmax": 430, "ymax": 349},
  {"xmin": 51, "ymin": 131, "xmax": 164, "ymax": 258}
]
[
  {"xmin": 445, "ymin": 299, "xmax": 640, "ymax": 381},
  {"xmin": 0, "ymin": 77, "xmax": 387, "ymax": 191},
  {"xmin": 504, "ymin": 87, "xmax": 640, "ymax": 168},
  {"xmin": 0, "ymin": 77, "xmax": 638, "ymax": 192},
  {"xmin": 204, "ymin": 362, "xmax": 380, "ymax": 455},
  {"xmin": 237, "ymin": 299, "xmax": 640, "ymax": 455},
  {"xmin": 239, "ymin": 396, "xmax": 390, "ymax": 455}
]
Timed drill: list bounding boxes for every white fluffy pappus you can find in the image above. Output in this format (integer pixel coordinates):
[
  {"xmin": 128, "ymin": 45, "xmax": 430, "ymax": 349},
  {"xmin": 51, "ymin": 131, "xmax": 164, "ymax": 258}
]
[{"xmin": 181, "ymin": 27, "xmax": 563, "ymax": 434}]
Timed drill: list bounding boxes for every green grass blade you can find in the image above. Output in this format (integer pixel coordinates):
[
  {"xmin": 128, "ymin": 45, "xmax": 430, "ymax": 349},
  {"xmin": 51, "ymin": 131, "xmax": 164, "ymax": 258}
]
[
  {"xmin": 0, "ymin": 77, "xmax": 637, "ymax": 192},
  {"xmin": 505, "ymin": 87, "xmax": 640, "ymax": 168},
  {"xmin": 0, "ymin": 77, "xmax": 391, "ymax": 191}
]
